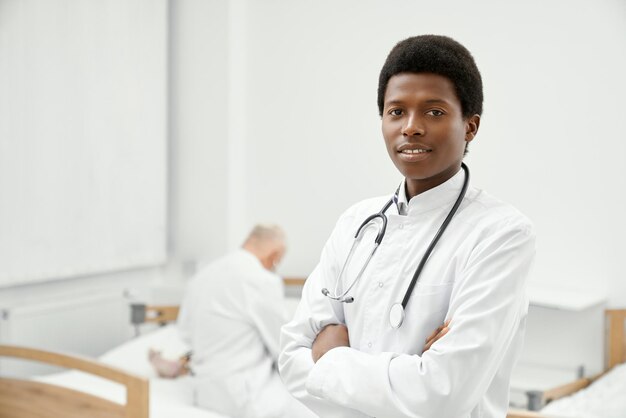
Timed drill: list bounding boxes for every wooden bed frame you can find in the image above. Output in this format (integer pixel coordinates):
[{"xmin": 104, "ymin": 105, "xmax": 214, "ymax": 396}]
[
  {"xmin": 507, "ymin": 309, "xmax": 626, "ymax": 418},
  {"xmin": 0, "ymin": 345, "xmax": 148, "ymax": 418}
]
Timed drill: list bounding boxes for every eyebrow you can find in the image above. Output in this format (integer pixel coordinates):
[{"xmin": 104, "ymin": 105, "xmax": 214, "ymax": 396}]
[
  {"xmin": 424, "ymin": 99, "xmax": 450, "ymax": 105},
  {"xmin": 384, "ymin": 98, "xmax": 451, "ymax": 106}
]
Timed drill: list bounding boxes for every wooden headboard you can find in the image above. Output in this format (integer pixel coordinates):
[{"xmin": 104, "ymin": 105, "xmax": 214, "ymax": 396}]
[
  {"xmin": 0, "ymin": 345, "xmax": 148, "ymax": 418},
  {"xmin": 606, "ymin": 309, "xmax": 626, "ymax": 369},
  {"xmin": 282, "ymin": 276, "xmax": 306, "ymax": 287},
  {"xmin": 130, "ymin": 304, "xmax": 180, "ymax": 326}
]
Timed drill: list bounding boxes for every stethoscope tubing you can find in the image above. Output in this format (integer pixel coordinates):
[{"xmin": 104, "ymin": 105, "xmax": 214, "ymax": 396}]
[
  {"xmin": 400, "ymin": 163, "xmax": 469, "ymax": 310},
  {"xmin": 322, "ymin": 163, "xmax": 470, "ymax": 327}
]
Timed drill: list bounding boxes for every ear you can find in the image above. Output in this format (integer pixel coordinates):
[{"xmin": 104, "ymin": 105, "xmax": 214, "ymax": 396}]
[
  {"xmin": 258, "ymin": 252, "xmax": 274, "ymax": 271},
  {"xmin": 270, "ymin": 248, "xmax": 284, "ymax": 266},
  {"xmin": 464, "ymin": 114, "xmax": 481, "ymax": 144}
]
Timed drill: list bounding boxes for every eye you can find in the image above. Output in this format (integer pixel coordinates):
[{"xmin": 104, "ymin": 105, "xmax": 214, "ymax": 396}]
[
  {"xmin": 388, "ymin": 108, "xmax": 404, "ymax": 116},
  {"xmin": 426, "ymin": 109, "xmax": 445, "ymax": 117}
]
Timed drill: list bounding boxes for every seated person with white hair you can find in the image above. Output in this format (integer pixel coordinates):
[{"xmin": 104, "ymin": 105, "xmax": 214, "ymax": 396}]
[{"xmin": 177, "ymin": 224, "xmax": 315, "ymax": 418}]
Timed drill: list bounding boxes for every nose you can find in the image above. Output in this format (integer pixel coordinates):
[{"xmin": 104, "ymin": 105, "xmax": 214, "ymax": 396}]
[{"xmin": 401, "ymin": 114, "xmax": 425, "ymax": 136}]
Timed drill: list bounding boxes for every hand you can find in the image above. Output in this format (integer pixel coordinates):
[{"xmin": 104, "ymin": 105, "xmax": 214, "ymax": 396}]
[
  {"xmin": 423, "ymin": 319, "xmax": 451, "ymax": 352},
  {"xmin": 148, "ymin": 348, "xmax": 190, "ymax": 378},
  {"xmin": 312, "ymin": 324, "xmax": 350, "ymax": 363}
]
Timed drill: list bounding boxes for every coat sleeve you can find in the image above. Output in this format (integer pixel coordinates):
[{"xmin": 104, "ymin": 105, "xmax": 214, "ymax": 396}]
[
  {"xmin": 279, "ymin": 209, "xmax": 370, "ymax": 418},
  {"xmin": 303, "ymin": 218, "xmax": 535, "ymax": 418}
]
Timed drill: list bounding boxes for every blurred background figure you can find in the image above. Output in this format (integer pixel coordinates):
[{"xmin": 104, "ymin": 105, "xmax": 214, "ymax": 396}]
[{"xmin": 177, "ymin": 224, "xmax": 315, "ymax": 418}]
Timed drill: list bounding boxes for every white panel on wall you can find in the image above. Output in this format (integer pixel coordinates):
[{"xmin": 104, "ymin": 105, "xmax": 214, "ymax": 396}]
[
  {"xmin": 0, "ymin": 0, "xmax": 168, "ymax": 286},
  {"xmin": 169, "ymin": 0, "xmax": 230, "ymax": 265}
]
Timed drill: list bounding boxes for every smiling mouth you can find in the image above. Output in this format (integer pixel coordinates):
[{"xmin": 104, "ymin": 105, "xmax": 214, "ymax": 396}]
[
  {"xmin": 397, "ymin": 146, "xmax": 432, "ymax": 162},
  {"xmin": 399, "ymin": 148, "xmax": 431, "ymax": 155}
]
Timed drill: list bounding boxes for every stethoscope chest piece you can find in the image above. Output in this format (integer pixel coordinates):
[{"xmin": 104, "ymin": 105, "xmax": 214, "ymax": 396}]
[{"xmin": 389, "ymin": 303, "xmax": 405, "ymax": 329}]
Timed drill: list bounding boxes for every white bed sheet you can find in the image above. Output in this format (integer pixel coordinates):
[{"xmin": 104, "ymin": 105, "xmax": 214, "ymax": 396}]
[
  {"xmin": 101, "ymin": 324, "xmax": 190, "ymax": 379},
  {"xmin": 540, "ymin": 362, "xmax": 626, "ymax": 418},
  {"xmin": 35, "ymin": 325, "xmax": 229, "ymax": 418}
]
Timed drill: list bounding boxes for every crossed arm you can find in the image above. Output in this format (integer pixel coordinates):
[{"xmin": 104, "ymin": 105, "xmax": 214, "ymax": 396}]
[{"xmin": 311, "ymin": 321, "xmax": 450, "ymax": 363}]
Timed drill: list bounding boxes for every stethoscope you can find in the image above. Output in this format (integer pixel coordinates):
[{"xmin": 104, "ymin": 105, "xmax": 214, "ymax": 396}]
[{"xmin": 322, "ymin": 163, "xmax": 470, "ymax": 329}]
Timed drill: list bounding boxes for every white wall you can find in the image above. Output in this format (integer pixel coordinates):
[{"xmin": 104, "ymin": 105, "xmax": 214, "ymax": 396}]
[{"xmin": 172, "ymin": 0, "xmax": 626, "ymax": 302}]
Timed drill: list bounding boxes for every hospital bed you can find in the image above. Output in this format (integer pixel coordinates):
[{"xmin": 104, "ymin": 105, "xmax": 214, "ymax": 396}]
[
  {"xmin": 0, "ymin": 344, "xmax": 149, "ymax": 418},
  {"xmin": 507, "ymin": 309, "xmax": 626, "ymax": 418},
  {"xmin": 0, "ymin": 306, "xmax": 228, "ymax": 418},
  {"xmin": 0, "ymin": 328, "xmax": 228, "ymax": 418},
  {"xmin": 0, "ymin": 278, "xmax": 307, "ymax": 418}
]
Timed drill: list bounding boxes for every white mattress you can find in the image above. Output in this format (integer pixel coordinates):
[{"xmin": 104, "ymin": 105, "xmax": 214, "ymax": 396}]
[
  {"xmin": 540, "ymin": 362, "xmax": 626, "ymax": 418},
  {"xmin": 36, "ymin": 325, "xmax": 229, "ymax": 418}
]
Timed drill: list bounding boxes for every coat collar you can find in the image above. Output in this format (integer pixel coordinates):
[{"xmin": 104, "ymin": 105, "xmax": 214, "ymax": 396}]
[{"xmin": 395, "ymin": 168, "xmax": 467, "ymax": 216}]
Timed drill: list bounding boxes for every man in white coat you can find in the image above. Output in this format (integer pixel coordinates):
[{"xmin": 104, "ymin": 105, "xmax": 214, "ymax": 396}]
[
  {"xmin": 178, "ymin": 224, "xmax": 315, "ymax": 418},
  {"xmin": 279, "ymin": 35, "xmax": 536, "ymax": 418}
]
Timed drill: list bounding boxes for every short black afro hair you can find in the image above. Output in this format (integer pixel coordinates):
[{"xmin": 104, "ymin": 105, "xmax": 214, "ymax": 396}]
[{"xmin": 377, "ymin": 35, "xmax": 483, "ymax": 119}]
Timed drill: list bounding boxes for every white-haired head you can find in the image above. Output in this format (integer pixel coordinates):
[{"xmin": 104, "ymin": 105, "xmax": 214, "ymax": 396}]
[{"xmin": 242, "ymin": 224, "xmax": 286, "ymax": 271}]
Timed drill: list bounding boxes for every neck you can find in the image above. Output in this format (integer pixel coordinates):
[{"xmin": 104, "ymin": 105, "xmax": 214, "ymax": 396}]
[
  {"xmin": 405, "ymin": 164, "xmax": 461, "ymax": 200},
  {"xmin": 242, "ymin": 243, "xmax": 275, "ymax": 271},
  {"xmin": 242, "ymin": 243, "xmax": 262, "ymax": 259}
]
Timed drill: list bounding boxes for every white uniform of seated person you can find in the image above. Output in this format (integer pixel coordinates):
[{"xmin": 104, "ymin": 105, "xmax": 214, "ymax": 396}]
[{"xmin": 178, "ymin": 225, "xmax": 315, "ymax": 418}]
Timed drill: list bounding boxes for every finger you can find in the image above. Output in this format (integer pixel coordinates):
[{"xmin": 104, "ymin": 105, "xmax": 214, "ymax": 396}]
[
  {"xmin": 427, "ymin": 322, "xmax": 450, "ymax": 344},
  {"xmin": 423, "ymin": 326, "xmax": 450, "ymax": 352},
  {"xmin": 424, "ymin": 331, "xmax": 444, "ymax": 352},
  {"xmin": 426, "ymin": 319, "xmax": 451, "ymax": 342},
  {"xmin": 436, "ymin": 326, "xmax": 449, "ymax": 338},
  {"xmin": 425, "ymin": 329, "xmax": 439, "ymax": 345},
  {"xmin": 426, "ymin": 325, "xmax": 444, "ymax": 342},
  {"xmin": 424, "ymin": 329, "xmax": 443, "ymax": 351}
]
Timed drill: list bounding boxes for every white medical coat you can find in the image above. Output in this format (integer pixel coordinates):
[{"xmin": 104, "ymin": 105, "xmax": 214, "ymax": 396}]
[
  {"xmin": 279, "ymin": 170, "xmax": 536, "ymax": 418},
  {"xmin": 178, "ymin": 249, "xmax": 288, "ymax": 416}
]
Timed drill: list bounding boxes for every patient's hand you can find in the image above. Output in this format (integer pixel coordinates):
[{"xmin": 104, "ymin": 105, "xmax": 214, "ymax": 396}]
[
  {"xmin": 148, "ymin": 348, "xmax": 190, "ymax": 378},
  {"xmin": 312, "ymin": 324, "xmax": 349, "ymax": 363},
  {"xmin": 423, "ymin": 319, "xmax": 451, "ymax": 352}
]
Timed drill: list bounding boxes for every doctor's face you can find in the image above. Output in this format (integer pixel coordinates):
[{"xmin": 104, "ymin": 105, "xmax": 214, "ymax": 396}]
[{"xmin": 381, "ymin": 72, "xmax": 479, "ymax": 198}]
